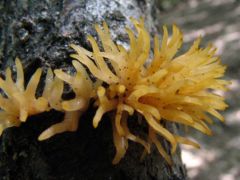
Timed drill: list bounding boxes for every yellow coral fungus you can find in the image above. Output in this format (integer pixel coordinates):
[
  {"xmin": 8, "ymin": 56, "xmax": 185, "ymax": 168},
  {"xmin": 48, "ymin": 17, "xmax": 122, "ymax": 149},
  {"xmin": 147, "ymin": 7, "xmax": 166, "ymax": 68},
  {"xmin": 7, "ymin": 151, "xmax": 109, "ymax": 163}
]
[
  {"xmin": 0, "ymin": 18, "xmax": 229, "ymax": 165},
  {"xmin": 38, "ymin": 60, "xmax": 98, "ymax": 141},
  {"xmin": 0, "ymin": 58, "xmax": 48, "ymax": 134},
  {"xmin": 70, "ymin": 18, "xmax": 229, "ymax": 164}
]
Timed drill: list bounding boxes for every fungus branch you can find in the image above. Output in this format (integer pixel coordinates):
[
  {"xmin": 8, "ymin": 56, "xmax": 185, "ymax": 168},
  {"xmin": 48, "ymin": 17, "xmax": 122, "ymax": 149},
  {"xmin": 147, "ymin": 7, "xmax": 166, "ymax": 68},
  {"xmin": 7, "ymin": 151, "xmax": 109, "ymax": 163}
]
[
  {"xmin": 38, "ymin": 61, "xmax": 95, "ymax": 141},
  {"xmin": 0, "ymin": 58, "xmax": 48, "ymax": 134}
]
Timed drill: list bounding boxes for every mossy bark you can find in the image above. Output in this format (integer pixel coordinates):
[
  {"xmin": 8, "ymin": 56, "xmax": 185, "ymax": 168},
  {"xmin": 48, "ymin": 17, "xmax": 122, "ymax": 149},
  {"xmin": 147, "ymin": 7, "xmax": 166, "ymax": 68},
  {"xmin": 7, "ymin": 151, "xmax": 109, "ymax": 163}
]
[{"xmin": 0, "ymin": 0, "xmax": 187, "ymax": 179}]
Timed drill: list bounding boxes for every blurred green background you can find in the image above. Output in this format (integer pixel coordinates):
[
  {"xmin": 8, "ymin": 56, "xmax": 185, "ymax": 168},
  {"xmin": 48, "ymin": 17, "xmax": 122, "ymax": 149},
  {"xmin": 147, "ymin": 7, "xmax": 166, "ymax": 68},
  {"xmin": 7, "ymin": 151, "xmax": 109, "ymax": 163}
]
[
  {"xmin": 157, "ymin": 0, "xmax": 240, "ymax": 180},
  {"xmin": 157, "ymin": 0, "xmax": 185, "ymax": 11}
]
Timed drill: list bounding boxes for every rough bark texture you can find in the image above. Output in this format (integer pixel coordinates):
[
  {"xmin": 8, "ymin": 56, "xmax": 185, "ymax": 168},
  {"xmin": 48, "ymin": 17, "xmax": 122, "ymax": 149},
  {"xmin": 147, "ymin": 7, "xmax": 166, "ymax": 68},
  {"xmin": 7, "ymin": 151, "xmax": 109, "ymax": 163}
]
[{"xmin": 0, "ymin": 0, "xmax": 187, "ymax": 179}]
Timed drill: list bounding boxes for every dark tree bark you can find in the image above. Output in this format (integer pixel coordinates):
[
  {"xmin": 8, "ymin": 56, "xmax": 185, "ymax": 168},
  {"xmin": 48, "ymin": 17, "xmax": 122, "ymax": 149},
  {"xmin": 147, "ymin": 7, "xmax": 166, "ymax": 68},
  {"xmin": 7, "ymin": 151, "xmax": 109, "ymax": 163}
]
[{"xmin": 0, "ymin": 0, "xmax": 187, "ymax": 179}]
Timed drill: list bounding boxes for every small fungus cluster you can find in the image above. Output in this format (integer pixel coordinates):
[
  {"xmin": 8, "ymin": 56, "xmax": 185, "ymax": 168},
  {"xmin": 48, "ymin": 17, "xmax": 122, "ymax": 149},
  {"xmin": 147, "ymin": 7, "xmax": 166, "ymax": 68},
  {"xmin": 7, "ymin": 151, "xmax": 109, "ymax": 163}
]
[{"xmin": 0, "ymin": 18, "xmax": 229, "ymax": 164}]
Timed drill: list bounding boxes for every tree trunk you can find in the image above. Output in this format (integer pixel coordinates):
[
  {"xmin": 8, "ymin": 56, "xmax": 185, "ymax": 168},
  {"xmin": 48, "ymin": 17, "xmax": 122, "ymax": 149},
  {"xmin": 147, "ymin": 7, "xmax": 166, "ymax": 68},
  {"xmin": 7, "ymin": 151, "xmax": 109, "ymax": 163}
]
[{"xmin": 0, "ymin": 0, "xmax": 187, "ymax": 179}]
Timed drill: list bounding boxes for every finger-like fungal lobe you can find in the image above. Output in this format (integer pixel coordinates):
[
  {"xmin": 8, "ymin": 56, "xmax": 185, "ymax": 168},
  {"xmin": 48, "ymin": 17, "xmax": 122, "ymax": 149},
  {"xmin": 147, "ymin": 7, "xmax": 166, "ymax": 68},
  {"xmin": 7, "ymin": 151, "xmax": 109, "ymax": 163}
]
[
  {"xmin": 0, "ymin": 58, "xmax": 48, "ymax": 134},
  {"xmin": 38, "ymin": 61, "xmax": 96, "ymax": 141},
  {"xmin": 70, "ymin": 18, "xmax": 229, "ymax": 164}
]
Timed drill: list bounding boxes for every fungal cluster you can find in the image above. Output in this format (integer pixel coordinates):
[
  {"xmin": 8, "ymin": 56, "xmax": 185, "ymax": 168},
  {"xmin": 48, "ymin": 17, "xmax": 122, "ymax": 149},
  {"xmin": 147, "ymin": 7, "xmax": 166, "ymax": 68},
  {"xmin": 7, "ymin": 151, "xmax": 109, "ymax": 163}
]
[{"xmin": 0, "ymin": 18, "xmax": 229, "ymax": 164}]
